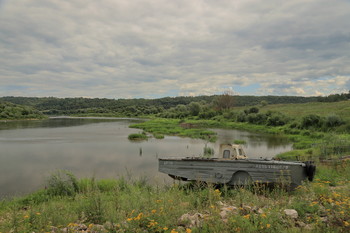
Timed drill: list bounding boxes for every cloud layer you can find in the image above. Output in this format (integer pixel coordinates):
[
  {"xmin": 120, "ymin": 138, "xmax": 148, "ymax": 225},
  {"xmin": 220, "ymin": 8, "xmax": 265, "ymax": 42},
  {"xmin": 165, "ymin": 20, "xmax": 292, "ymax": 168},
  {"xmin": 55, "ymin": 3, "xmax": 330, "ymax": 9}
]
[{"xmin": 1, "ymin": 0, "xmax": 349, "ymax": 98}]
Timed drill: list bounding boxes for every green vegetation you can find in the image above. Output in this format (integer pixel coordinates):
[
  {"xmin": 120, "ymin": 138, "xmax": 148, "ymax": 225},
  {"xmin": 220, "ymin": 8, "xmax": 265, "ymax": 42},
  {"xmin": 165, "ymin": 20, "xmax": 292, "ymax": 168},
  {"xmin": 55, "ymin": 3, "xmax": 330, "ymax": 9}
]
[
  {"xmin": 128, "ymin": 132, "xmax": 149, "ymax": 141},
  {"xmin": 130, "ymin": 119, "xmax": 217, "ymax": 142},
  {"xmin": 1, "ymin": 92, "xmax": 350, "ymax": 232},
  {"xmin": 0, "ymin": 160, "xmax": 349, "ymax": 232},
  {"xmin": 1, "ymin": 91, "xmax": 349, "ymax": 117},
  {"xmin": 233, "ymin": 140, "xmax": 246, "ymax": 145},
  {"xmin": 0, "ymin": 101, "xmax": 46, "ymax": 120}
]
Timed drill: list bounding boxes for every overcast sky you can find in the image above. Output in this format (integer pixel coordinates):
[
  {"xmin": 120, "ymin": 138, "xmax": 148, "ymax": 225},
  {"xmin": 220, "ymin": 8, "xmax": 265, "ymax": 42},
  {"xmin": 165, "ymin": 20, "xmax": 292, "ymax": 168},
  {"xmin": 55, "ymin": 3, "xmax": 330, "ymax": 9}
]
[{"xmin": 0, "ymin": 0, "xmax": 349, "ymax": 99}]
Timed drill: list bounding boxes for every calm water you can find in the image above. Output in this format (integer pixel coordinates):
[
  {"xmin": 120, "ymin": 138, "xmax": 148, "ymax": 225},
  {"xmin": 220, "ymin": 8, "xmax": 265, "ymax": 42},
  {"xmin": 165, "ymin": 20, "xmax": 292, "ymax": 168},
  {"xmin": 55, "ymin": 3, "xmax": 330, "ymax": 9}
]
[{"xmin": 0, "ymin": 117, "xmax": 292, "ymax": 198}]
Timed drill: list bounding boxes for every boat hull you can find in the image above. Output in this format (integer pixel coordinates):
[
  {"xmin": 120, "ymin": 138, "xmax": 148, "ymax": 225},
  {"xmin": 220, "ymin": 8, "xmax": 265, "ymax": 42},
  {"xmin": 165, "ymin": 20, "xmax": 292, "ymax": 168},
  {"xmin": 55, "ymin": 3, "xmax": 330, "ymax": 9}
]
[{"xmin": 159, "ymin": 158, "xmax": 313, "ymax": 189}]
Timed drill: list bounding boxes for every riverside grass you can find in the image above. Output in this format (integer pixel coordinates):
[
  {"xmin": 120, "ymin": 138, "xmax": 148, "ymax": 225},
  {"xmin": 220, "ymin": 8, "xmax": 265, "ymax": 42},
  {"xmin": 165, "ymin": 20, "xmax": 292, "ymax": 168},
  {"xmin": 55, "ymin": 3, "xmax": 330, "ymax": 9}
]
[{"xmin": 0, "ymin": 162, "xmax": 349, "ymax": 233}]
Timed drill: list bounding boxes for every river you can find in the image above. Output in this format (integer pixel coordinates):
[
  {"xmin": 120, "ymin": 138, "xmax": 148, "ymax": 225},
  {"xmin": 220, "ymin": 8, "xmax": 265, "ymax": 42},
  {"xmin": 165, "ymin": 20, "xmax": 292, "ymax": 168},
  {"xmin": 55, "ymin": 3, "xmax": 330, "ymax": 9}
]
[{"xmin": 0, "ymin": 117, "xmax": 292, "ymax": 198}]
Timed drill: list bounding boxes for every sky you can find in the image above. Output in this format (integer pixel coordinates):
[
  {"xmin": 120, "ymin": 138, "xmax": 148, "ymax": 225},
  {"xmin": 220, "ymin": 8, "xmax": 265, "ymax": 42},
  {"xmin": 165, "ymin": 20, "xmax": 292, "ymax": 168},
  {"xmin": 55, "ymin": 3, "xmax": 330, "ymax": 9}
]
[{"xmin": 0, "ymin": 0, "xmax": 349, "ymax": 99}]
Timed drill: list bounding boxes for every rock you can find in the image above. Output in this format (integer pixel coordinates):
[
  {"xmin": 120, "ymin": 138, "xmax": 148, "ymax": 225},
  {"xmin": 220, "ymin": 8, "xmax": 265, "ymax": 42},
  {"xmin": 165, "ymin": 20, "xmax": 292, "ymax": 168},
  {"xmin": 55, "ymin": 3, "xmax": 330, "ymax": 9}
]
[
  {"xmin": 179, "ymin": 213, "xmax": 205, "ymax": 227},
  {"xmin": 103, "ymin": 221, "xmax": 113, "ymax": 229},
  {"xmin": 295, "ymin": 221, "xmax": 306, "ymax": 227},
  {"xmin": 217, "ymin": 201, "xmax": 225, "ymax": 206},
  {"xmin": 305, "ymin": 224, "xmax": 313, "ymax": 230},
  {"xmin": 284, "ymin": 209, "xmax": 298, "ymax": 219},
  {"xmin": 91, "ymin": 224, "xmax": 106, "ymax": 233},
  {"xmin": 220, "ymin": 206, "xmax": 238, "ymax": 220},
  {"xmin": 77, "ymin": 224, "xmax": 88, "ymax": 231},
  {"xmin": 320, "ymin": 217, "xmax": 328, "ymax": 223},
  {"xmin": 50, "ymin": 226, "xmax": 59, "ymax": 233},
  {"xmin": 257, "ymin": 208, "xmax": 264, "ymax": 214}
]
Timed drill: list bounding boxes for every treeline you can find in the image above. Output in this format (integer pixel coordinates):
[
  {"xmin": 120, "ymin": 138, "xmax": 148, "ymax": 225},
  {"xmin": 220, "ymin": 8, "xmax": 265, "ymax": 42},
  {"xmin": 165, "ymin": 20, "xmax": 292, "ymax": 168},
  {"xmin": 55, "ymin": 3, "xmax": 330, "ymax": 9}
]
[
  {"xmin": 0, "ymin": 101, "xmax": 46, "ymax": 120},
  {"xmin": 1, "ymin": 92, "xmax": 348, "ymax": 117}
]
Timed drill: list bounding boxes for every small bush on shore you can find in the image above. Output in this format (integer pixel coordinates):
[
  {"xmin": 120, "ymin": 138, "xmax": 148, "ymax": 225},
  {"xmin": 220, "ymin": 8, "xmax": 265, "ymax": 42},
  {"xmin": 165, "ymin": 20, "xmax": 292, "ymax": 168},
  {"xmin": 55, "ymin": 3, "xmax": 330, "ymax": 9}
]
[{"xmin": 128, "ymin": 133, "xmax": 148, "ymax": 141}]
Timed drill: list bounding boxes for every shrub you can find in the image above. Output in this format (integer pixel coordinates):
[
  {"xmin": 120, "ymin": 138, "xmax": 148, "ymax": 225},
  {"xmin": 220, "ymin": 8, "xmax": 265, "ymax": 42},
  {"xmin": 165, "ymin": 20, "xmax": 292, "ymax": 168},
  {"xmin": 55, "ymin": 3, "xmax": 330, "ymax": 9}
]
[
  {"xmin": 267, "ymin": 112, "xmax": 289, "ymax": 126},
  {"xmin": 128, "ymin": 133, "xmax": 148, "ymax": 141},
  {"xmin": 244, "ymin": 107, "xmax": 259, "ymax": 114},
  {"xmin": 233, "ymin": 140, "xmax": 246, "ymax": 144},
  {"xmin": 325, "ymin": 114, "xmax": 344, "ymax": 128},
  {"xmin": 199, "ymin": 109, "xmax": 217, "ymax": 119},
  {"xmin": 236, "ymin": 111, "xmax": 247, "ymax": 122},
  {"xmin": 247, "ymin": 113, "xmax": 267, "ymax": 125},
  {"xmin": 203, "ymin": 146, "xmax": 214, "ymax": 157},
  {"xmin": 301, "ymin": 114, "xmax": 323, "ymax": 129},
  {"xmin": 46, "ymin": 170, "xmax": 79, "ymax": 197}
]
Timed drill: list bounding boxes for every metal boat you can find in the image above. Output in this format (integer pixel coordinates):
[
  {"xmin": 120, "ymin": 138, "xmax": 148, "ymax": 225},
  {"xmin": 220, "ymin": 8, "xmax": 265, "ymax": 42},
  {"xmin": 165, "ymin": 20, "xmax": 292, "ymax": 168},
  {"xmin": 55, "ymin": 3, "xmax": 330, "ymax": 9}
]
[{"xmin": 159, "ymin": 144, "xmax": 316, "ymax": 189}]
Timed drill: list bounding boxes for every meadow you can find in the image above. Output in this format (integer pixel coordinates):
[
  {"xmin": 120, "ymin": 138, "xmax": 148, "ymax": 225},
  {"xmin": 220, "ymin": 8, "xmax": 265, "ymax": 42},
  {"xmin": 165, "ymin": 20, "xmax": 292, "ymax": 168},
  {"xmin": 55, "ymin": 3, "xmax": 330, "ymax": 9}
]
[{"xmin": 0, "ymin": 162, "xmax": 349, "ymax": 233}]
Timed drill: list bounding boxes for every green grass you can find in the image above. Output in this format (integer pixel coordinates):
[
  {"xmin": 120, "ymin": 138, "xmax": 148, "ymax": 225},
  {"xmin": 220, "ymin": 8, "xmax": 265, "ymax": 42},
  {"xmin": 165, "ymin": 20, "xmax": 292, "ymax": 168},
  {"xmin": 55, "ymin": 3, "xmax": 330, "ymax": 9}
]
[
  {"xmin": 259, "ymin": 101, "xmax": 350, "ymax": 122},
  {"xmin": 128, "ymin": 133, "xmax": 148, "ymax": 141},
  {"xmin": 130, "ymin": 119, "xmax": 217, "ymax": 142},
  {"xmin": 0, "ymin": 162, "xmax": 349, "ymax": 232}
]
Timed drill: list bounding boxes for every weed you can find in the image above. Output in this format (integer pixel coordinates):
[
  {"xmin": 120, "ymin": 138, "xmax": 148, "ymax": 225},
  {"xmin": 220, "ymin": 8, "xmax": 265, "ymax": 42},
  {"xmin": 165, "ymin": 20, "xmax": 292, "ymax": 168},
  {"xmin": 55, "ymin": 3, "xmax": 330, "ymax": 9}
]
[{"xmin": 46, "ymin": 170, "xmax": 79, "ymax": 197}]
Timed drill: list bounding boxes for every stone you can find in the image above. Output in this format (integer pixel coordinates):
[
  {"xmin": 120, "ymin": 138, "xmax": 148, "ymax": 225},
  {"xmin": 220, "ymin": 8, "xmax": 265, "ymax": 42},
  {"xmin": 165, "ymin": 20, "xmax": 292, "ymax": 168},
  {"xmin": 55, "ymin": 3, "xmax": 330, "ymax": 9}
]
[
  {"xmin": 179, "ymin": 213, "xmax": 205, "ymax": 227},
  {"xmin": 284, "ymin": 209, "xmax": 298, "ymax": 219},
  {"xmin": 295, "ymin": 221, "xmax": 306, "ymax": 227}
]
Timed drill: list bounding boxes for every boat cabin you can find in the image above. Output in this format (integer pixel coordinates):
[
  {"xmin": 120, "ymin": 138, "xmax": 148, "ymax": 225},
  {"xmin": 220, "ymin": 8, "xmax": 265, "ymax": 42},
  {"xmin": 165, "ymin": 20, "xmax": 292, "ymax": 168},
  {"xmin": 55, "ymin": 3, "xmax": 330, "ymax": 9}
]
[{"xmin": 218, "ymin": 144, "xmax": 247, "ymax": 160}]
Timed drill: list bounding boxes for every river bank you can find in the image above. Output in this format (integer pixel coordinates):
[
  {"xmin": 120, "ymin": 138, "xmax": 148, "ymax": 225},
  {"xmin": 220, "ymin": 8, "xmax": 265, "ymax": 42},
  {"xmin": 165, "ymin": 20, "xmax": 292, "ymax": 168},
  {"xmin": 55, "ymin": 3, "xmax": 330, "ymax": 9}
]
[
  {"xmin": 1, "ymin": 117, "xmax": 349, "ymax": 232},
  {"xmin": 0, "ymin": 161, "xmax": 349, "ymax": 232}
]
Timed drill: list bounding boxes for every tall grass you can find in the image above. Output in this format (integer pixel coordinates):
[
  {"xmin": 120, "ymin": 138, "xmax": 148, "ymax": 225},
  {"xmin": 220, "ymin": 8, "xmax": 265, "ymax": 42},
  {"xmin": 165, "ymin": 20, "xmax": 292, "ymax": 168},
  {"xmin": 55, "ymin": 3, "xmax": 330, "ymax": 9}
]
[{"xmin": 1, "ymin": 163, "xmax": 349, "ymax": 232}]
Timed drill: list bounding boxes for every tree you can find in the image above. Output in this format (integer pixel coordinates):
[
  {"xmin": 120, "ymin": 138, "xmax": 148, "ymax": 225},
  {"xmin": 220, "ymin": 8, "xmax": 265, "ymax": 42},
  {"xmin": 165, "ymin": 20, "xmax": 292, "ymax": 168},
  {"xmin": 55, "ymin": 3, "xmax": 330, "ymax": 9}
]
[
  {"xmin": 214, "ymin": 91, "xmax": 235, "ymax": 111},
  {"xmin": 188, "ymin": 102, "xmax": 201, "ymax": 116}
]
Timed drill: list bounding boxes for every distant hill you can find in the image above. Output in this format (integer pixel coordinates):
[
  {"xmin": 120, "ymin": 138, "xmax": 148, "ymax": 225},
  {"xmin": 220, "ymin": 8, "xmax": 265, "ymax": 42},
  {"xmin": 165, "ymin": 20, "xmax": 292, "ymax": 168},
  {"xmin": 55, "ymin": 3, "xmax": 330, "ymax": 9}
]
[
  {"xmin": 0, "ymin": 101, "xmax": 46, "ymax": 120},
  {"xmin": 0, "ymin": 92, "xmax": 348, "ymax": 116}
]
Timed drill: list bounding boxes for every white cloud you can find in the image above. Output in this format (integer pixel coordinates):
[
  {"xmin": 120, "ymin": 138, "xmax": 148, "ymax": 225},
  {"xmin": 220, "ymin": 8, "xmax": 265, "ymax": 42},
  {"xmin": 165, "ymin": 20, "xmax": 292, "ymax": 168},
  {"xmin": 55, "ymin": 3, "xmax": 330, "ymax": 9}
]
[{"xmin": 0, "ymin": 0, "xmax": 349, "ymax": 98}]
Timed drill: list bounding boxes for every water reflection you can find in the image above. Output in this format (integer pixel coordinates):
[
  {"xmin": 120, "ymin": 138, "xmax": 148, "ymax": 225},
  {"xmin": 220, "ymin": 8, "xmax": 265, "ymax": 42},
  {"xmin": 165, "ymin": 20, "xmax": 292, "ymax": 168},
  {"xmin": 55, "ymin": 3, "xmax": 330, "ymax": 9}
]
[
  {"xmin": 212, "ymin": 129, "xmax": 292, "ymax": 159},
  {"xmin": 0, "ymin": 118, "xmax": 292, "ymax": 198}
]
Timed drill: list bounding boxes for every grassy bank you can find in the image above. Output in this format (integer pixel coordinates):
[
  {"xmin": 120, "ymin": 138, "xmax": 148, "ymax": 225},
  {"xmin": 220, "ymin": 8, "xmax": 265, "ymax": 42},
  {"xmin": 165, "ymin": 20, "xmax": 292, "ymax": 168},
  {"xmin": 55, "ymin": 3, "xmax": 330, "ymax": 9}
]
[
  {"xmin": 0, "ymin": 163, "xmax": 349, "ymax": 233},
  {"xmin": 129, "ymin": 119, "xmax": 217, "ymax": 142}
]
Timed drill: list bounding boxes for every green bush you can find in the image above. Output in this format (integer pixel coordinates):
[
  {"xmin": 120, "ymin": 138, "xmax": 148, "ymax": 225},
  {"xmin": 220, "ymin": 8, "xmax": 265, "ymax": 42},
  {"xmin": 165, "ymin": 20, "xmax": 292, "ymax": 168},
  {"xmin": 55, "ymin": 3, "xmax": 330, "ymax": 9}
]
[
  {"xmin": 301, "ymin": 114, "xmax": 324, "ymax": 129},
  {"xmin": 247, "ymin": 113, "xmax": 267, "ymax": 125},
  {"xmin": 236, "ymin": 111, "xmax": 247, "ymax": 122},
  {"xmin": 46, "ymin": 170, "xmax": 79, "ymax": 197},
  {"xmin": 128, "ymin": 133, "xmax": 148, "ymax": 141},
  {"xmin": 325, "ymin": 114, "xmax": 344, "ymax": 128},
  {"xmin": 267, "ymin": 112, "xmax": 289, "ymax": 126}
]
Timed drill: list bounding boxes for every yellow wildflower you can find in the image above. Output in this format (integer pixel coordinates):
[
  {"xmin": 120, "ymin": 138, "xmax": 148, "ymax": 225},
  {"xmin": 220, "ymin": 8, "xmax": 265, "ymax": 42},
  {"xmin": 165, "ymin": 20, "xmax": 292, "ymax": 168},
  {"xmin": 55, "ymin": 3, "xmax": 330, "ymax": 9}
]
[
  {"xmin": 186, "ymin": 228, "xmax": 192, "ymax": 233},
  {"xmin": 344, "ymin": 221, "xmax": 349, "ymax": 227},
  {"xmin": 266, "ymin": 224, "xmax": 271, "ymax": 228},
  {"xmin": 147, "ymin": 220, "xmax": 158, "ymax": 228},
  {"xmin": 151, "ymin": 209, "xmax": 157, "ymax": 214},
  {"xmin": 261, "ymin": 213, "xmax": 267, "ymax": 218},
  {"xmin": 163, "ymin": 227, "xmax": 168, "ymax": 230},
  {"xmin": 134, "ymin": 212, "xmax": 143, "ymax": 220},
  {"xmin": 24, "ymin": 215, "xmax": 29, "ymax": 219},
  {"xmin": 88, "ymin": 224, "xmax": 94, "ymax": 229},
  {"xmin": 156, "ymin": 200, "xmax": 162, "ymax": 203},
  {"xmin": 36, "ymin": 212, "xmax": 41, "ymax": 216},
  {"xmin": 171, "ymin": 229, "xmax": 178, "ymax": 233},
  {"xmin": 127, "ymin": 218, "xmax": 133, "ymax": 221},
  {"xmin": 243, "ymin": 214, "xmax": 250, "ymax": 219}
]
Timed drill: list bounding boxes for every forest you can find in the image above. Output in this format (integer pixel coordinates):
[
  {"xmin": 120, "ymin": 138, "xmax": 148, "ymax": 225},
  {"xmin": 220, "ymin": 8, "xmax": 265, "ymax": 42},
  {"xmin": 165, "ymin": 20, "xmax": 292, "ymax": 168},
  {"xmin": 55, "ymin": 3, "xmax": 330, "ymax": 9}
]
[{"xmin": 1, "ymin": 92, "xmax": 349, "ymax": 118}]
